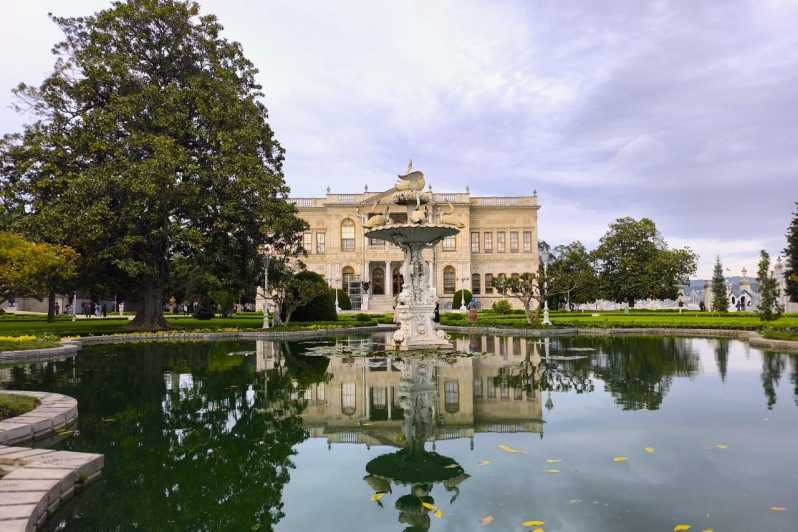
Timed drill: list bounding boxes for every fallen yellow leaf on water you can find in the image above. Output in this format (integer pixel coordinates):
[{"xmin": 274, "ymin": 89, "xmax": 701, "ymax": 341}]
[
  {"xmin": 370, "ymin": 492, "xmax": 385, "ymax": 502},
  {"xmin": 421, "ymin": 502, "xmax": 435, "ymax": 511},
  {"xmin": 715, "ymin": 444, "xmax": 728, "ymax": 449},
  {"xmin": 480, "ymin": 515, "xmax": 494, "ymax": 526},
  {"xmin": 546, "ymin": 458, "xmax": 561, "ymax": 463},
  {"xmin": 613, "ymin": 456, "xmax": 628, "ymax": 462},
  {"xmin": 770, "ymin": 506, "xmax": 787, "ymax": 512},
  {"xmin": 673, "ymin": 524, "xmax": 691, "ymax": 531},
  {"xmin": 479, "ymin": 460, "xmax": 492, "ymax": 466},
  {"xmin": 544, "ymin": 468, "xmax": 560, "ymax": 474},
  {"xmin": 521, "ymin": 520, "xmax": 545, "ymax": 527},
  {"xmin": 702, "ymin": 529, "xmax": 715, "ymax": 532},
  {"xmin": 644, "ymin": 447, "xmax": 655, "ymax": 454},
  {"xmin": 434, "ymin": 510, "xmax": 443, "ymax": 519},
  {"xmin": 498, "ymin": 444, "xmax": 523, "ymax": 454},
  {"xmin": 533, "ymin": 529, "xmax": 544, "ymax": 532}
]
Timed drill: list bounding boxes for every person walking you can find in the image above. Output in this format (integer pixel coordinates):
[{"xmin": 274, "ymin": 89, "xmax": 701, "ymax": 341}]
[{"xmin": 102, "ymin": 304, "xmax": 107, "ymax": 318}]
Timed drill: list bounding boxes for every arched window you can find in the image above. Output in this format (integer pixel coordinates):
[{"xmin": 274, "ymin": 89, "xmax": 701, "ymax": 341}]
[
  {"xmin": 444, "ymin": 381, "xmax": 460, "ymax": 413},
  {"xmin": 443, "ymin": 266, "xmax": 456, "ymax": 294},
  {"xmin": 471, "ymin": 273, "xmax": 481, "ymax": 294},
  {"xmin": 342, "ymin": 266, "xmax": 355, "ymax": 291},
  {"xmin": 342, "ymin": 382, "xmax": 356, "ymax": 415},
  {"xmin": 341, "ymin": 219, "xmax": 355, "ymax": 251},
  {"xmin": 372, "ymin": 267, "xmax": 385, "ymax": 295}
]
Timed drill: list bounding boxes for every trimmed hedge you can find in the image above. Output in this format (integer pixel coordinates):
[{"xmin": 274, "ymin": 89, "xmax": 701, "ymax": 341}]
[
  {"xmin": 292, "ymin": 271, "xmax": 338, "ymax": 322},
  {"xmin": 330, "ymin": 288, "xmax": 352, "ymax": 311}
]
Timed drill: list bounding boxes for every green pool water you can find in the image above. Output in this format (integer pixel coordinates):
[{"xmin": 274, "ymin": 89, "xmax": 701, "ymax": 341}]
[{"xmin": 1, "ymin": 334, "xmax": 797, "ymax": 531}]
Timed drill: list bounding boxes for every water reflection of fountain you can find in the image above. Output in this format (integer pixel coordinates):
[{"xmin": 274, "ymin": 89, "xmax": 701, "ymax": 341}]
[{"xmin": 364, "ymin": 356, "xmax": 469, "ymax": 532}]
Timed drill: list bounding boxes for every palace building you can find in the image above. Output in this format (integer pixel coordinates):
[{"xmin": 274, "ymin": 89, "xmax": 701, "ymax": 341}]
[{"xmin": 260, "ymin": 189, "xmax": 540, "ymax": 312}]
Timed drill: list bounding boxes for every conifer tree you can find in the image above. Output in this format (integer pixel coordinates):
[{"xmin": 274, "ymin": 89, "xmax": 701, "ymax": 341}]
[
  {"xmin": 784, "ymin": 202, "xmax": 798, "ymax": 302},
  {"xmin": 757, "ymin": 250, "xmax": 782, "ymax": 321},
  {"xmin": 711, "ymin": 256, "xmax": 729, "ymax": 312}
]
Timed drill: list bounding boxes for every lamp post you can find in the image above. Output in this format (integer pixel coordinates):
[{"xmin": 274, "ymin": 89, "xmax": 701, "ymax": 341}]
[
  {"xmin": 540, "ymin": 249, "xmax": 552, "ymax": 326},
  {"xmin": 543, "ymin": 338, "xmax": 553, "ymax": 411},
  {"xmin": 72, "ymin": 291, "xmax": 77, "ymax": 322},
  {"xmin": 262, "ymin": 243, "xmax": 273, "ymax": 329},
  {"xmin": 335, "ymin": 276, "xmax": 342, "ymax": 313}
]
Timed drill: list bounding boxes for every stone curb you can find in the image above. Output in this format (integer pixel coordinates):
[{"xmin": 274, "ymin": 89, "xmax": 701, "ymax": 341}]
[
  {"xmin": 0, "ymin": 391, "xmax": 103, "ymax": 532},
  {"xmin": 0, "ymin": 392, "xmax": 77, "ymax": 446},
  {"xmin": 439, "ymin": 325, "xmax": 798, "ymax": 350},
  {"xmin": 0, "ymin": 325, "xmax": 399, "ymax": 364}
]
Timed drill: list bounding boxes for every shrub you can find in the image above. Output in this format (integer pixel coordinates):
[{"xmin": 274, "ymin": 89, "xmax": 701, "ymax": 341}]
[
  {"xmin": 493, "ymin": 299, "xmax": 512, "ymax": 314},
  {"xmin": 355, "ymin": 313, "xmax": 372, "ymax": 322},
  {"xmin": 330, "ymin": 288, "xmax": 352, "ymax": 311},
  {"xmin": 452, "ymin": 289, "xmax": 472, "ymax": 309},
  {"xmin": 292, "ymin": 271, "xmax": 338, "ymax": 322},
  {"xmin": 192, "ymin": 305, "xmax": 214, "ymax": 320}
]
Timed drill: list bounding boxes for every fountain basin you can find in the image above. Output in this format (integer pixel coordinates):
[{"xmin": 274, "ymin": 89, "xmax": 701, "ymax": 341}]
[{"xmin": 364, "ymin": 223, "xmax": 458, "ymax": 246}]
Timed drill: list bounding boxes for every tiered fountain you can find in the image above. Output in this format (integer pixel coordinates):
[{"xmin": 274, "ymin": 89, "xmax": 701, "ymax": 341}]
[{"xmin": 363, "ymin": 162, "xmax": 462, "ymax": 350}]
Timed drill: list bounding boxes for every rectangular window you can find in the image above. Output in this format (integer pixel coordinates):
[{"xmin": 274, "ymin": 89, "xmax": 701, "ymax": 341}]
[
  {"xmin": 470, "ymin": 232, "xmax": 480, "ymax": 253},
  {"xmin": 303, "ymin": 232, "xmax": 313, "ymax": 253},
  {"xmin": 473, "ymin": 377, "xmax": 483, "ymax": 399},
  {"xmin": 483, "ymin": 232, "xmax": 493, "ymax": 252},
  {"xmin": 341, "ymin": 223, "xmax": 355, "ymax": 251},
  {"xmin": 496, "ymin": 232, "xmax": 506, "ymax": 253},
  {"xmin": 369, "ymin": 237, "xmax": 384, "ymax": 247},
  {"xmin": 486, "ymin": 377, "xmax": 496, "ymax": 398},
  {"xmin": 523, "ymin": 231, "xmax": 532, "ymax": 252},
  {"xmin": 471, "ymin": 273, "xmax": 481, "ymax": 295},
  {"xmin": 510, "ymin": 231, "xmax": 519, "ymax": 252},
  {"xmin": 485, "ymin": 273, "xmax": 494, "ymax": 294},
  {"xmin": 316, "ymin": 232, "xmax": 326, "ymax": 254},
  {"xmin": 443, "ymin": 235, "xmax": 456, "ymax": 251}
]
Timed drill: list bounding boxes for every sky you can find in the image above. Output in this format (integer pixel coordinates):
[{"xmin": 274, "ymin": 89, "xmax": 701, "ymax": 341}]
[{"xmin": 2, "ymin": 0, "xmax": 797, "ymax": 278}]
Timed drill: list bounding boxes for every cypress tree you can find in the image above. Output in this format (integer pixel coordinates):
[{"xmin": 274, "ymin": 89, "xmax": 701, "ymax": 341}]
[
  {"xmin": 711, "ymin": 256, "xmax": 729, "ymax": 312},
  {"xmin": 757, "ymin": 250, "xmax": 782, "ymax": 321},
  {"xmin": 785, "ymin": 202, "xmax": 798, "ymax": 302}
]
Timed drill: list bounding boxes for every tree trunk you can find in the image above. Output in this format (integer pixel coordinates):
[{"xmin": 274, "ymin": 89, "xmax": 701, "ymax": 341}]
[
  {"xmin": 47, "ymin": 290, "xmax": 56, "ymax": 322},
  {"xmin": 628, "ymin": 298, "xmax": 636, "ymax": 308},
  {"xmin": 128, "ymin": 284, "xmax": 168, "ymax": 331}
]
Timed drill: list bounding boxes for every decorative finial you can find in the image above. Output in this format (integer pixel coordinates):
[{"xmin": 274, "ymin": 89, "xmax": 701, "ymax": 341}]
[
  {"xmin": 364, "ymin": 184, "xmax": 368, "ymax": 193},
  {"xmin": 406, "ymin": 159, "xmax": 413, "ymax": 174},
  {"xmin": 466, "ymin": 185, "xmax": 470, "ymax": 193},
  {"xmin": 742, "ymin": 266, "xmax": 747, "ymax": 278},
  {"xmin": 428, "ymin": 184, "xmax": 432, "ymax": 192},
  {"xmin": 326, "ymin": 186, "xmax": 331, "ymax": 194},
  {"xmin": 533, "ymin": 189, "xmax": 538, "ymax": 196}
]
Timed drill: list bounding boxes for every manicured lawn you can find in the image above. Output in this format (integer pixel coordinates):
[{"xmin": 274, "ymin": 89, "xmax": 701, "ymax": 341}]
[
  {"xmin": 441, "ymin": 309, "xmax": 798, "ymax": 331},
  {"xmin": 0, "ymin": 393, "xmax": 39, "ymax": 421},
  {"xmin": 0, "ymin": 312, "xmax": 395, "ymax": 339}
]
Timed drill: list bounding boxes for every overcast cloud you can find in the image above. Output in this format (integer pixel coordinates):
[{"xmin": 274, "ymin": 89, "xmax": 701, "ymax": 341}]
[{"xmin": 2, "ymin": 0, "xmax": 797, "ymax": 277}]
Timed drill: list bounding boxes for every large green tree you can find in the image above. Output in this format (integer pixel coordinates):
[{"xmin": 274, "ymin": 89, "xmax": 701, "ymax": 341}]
[
  {"xmin": 785, "ymin": 202, "xmax": 798, "ymax": 303},
  {"xmin": 547, "ymin": 241, "xmax": 599, "ymax": 309},
  {"xmin": 0, "ymin": 0, "xmax": 304, "ymax": 330},
  {"xmin": 711, "ymin": 256, "xmax": 729, "ymax": 312},
  {"xmin": 593, "ymin": 217, "xmax": 697, "ymax": 307},
  {"xmin": 0, "ymin": 232, "xmax": 78, "ymax": 319}
]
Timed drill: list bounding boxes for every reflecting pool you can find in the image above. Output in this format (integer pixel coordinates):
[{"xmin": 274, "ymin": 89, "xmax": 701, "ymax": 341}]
[{"xmin": 1, "ymin": 334, "xmax": 797, "ymax": 531}]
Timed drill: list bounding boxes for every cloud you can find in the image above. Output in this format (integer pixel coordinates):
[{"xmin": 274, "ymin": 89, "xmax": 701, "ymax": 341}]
[{"xmin": 1, "ymin": 0, "xmax": 797, "ymax": 279}]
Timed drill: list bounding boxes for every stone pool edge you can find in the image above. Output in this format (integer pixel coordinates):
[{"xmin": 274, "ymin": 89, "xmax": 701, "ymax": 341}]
[
  {"xmin": 0, "ymin": 325, "xmax": 399, "ymax": 363},
  {"xmin": 0, "ymin": 391, "xmax": 103, "ymax": 532},
  {"xmin": 439, "ymin": 325, "xmax": 798, "ymax": 351}
]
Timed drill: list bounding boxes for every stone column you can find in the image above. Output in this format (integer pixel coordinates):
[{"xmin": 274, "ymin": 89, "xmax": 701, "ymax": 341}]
[{"xmin": 385, "ymin": 260, "xmax": 392, "ymax": 296}]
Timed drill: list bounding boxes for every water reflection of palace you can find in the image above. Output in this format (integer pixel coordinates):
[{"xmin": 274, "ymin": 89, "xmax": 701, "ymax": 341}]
[{"xmin": 256, "ymin": 335, "xmax": 545, "ymax": 449}]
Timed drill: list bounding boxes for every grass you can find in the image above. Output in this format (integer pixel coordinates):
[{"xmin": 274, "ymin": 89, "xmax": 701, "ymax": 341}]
[
  {"xmin": 0, "ymin": 393, "xmax": 39, "ymax": 421},
  {"xmin": 441, "ymin": 309, "xmax": 798, "ymax": 332},
  {"xmin": 0, "ymin": 312, "xmax": 395, "ymax": 341}
]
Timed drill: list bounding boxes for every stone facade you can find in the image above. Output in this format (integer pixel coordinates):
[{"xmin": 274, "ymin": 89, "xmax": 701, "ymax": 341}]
[{"xmin": 258, "ymin": 191, "xmax": 540, "ymax": 312}]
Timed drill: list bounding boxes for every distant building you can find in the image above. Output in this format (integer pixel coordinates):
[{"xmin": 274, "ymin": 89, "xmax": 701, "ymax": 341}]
[{"xmin": 257, "ymin": 189, "xmax": 540, "ymax": 312}]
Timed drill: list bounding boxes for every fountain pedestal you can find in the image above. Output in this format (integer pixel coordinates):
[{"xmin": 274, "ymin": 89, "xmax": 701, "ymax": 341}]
[{"xmin": 365, "ymin": 223, "xmax": 458, "ymax": 350}]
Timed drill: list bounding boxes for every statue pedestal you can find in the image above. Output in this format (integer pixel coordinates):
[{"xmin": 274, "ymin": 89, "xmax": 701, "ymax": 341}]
[{"xmin": 393, "ymin": 303, "xmax": 451, "ymax": 350}]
